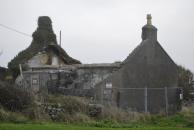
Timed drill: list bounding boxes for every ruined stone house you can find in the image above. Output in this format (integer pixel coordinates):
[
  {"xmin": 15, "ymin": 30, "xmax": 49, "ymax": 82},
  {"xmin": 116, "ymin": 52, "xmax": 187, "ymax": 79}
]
[
  {"xmin": 12, "ymin": 16, "xmax": 120, "ymax": 96},
  {"xmin": 12, "ymin": 15, "xmax": 181, "ymax": 113}
]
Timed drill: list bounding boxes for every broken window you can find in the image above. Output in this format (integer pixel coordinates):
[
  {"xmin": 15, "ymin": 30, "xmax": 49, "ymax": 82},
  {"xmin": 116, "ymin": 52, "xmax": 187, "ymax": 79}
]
[
  {"xmin": 32, "ymin": 78, "xmax": 38, "ymax": 85},
  {"xmin": 106, "ymin": 83, "xmax": 112, "ymax": 89}
]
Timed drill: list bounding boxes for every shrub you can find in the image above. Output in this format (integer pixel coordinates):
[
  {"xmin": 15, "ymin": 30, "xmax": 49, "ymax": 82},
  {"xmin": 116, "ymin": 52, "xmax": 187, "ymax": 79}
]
[
  {"xmin": 45, "ymin": 95, "xmax": 89, "ymax": 114},
  {"xmin": 98, "ymin": 106, "xmax": 151, "ymax": 123},
  {"xmin": 0, "ymin": 81, "xmax": 33, "ymax": 111},
  {"xmin": 0, "ymin": 108, "xmax": 28, "ymax": 123}
]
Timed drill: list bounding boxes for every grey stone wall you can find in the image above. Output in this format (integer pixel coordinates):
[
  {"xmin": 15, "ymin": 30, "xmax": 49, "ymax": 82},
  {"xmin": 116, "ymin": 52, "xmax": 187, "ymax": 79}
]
[
  {"xmin": 16, "ymin": 63, "xmax": 120, "ymax": 97},
  {"xmin": 17, "ymin": 71, "xmax": 50, "ymax": 94},
  {"xmin": 74, "ymin": 64, "xmax": 120, "ymax": 90}
]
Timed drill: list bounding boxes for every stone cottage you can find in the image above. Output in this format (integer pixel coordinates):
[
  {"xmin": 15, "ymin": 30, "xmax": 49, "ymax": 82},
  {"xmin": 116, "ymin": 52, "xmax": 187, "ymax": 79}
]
[
  {"xmin": 13, "ymin": 15, "xmax": 181, "ymax": 113},
  {"xmin": 94, "ymin": 14, "xmax": 180, "ymax": 113}
]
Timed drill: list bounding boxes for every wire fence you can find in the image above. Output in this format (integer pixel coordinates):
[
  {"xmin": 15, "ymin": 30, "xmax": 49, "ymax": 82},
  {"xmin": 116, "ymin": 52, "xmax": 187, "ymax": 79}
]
[{"xmin": 101, "ymin": 87, "xmax": 182, "ymax": 114}]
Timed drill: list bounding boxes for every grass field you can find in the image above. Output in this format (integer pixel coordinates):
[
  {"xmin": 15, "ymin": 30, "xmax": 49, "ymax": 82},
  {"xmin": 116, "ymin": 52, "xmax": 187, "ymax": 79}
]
[{"xmin": 0, "ymin": 123, "xmax": 194, "ymax": 130}]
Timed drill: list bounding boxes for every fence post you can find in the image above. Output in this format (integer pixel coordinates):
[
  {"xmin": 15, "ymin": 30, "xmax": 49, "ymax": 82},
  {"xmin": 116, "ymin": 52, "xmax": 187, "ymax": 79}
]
[
  {"xmin": 101, "ymin": 84, "xmax": 104, "ymax": 105},
  {"xmin": 144, "ymin": 87, "xmax": 148, "ymax": 113},
  {"xmin": 165, "ymin": 87, "xmax": 169, "ymax": 116}
]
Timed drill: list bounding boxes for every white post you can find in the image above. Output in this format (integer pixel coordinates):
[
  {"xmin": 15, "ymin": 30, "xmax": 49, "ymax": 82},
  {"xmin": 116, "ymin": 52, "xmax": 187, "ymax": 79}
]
[{"xmin": 19, "ymin": 64, "xmax": 23, "ymax": 79}]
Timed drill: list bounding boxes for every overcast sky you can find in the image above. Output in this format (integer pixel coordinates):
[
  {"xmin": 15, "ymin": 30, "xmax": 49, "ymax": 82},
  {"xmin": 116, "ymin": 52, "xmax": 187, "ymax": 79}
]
[{"xmin": 0, "ymin": 0, "xmax": 194, "ymax": 72}]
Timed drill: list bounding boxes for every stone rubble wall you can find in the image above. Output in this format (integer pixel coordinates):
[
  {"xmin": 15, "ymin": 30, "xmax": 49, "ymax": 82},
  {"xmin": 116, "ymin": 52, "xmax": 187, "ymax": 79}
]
[{"xmin": 16, "ymin": 63, "xmax": 121, "ymax": 97}]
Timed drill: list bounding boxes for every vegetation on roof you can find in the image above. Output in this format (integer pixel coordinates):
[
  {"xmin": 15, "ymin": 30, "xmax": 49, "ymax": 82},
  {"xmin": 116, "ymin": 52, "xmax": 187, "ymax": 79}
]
[{"xmin": 8, "ymin": 16, "xmax": 80, "ymax": 79}]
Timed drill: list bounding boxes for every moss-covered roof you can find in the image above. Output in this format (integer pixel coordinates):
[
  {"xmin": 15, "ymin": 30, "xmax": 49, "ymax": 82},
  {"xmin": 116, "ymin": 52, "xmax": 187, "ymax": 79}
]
[{"xmin": 45, "ymin": 44, "xmax": 81, "ymax": 64}]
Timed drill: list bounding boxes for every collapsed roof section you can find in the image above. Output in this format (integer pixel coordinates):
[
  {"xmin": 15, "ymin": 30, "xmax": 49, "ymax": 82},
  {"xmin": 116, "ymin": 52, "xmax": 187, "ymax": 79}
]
[{"xmin": 8, "ymin": 16, "xmax": 81, "ymax": 71}]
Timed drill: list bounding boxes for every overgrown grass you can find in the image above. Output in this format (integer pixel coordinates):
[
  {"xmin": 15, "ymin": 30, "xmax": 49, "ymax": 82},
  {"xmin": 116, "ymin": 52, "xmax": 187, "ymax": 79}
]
[
  {"xmin": 2, "ymin": 106, "xmax": 194, "ymax": 129},
  {"xmin": 144, "ymin": 107, "xmax": 194, "ymax": 128},
  {"xmin": 44, "ymin": 95, "xmax": 89, "ymax": 115},
  {"xmin": 0, "ymin": 108, "xmax": 29, "ymax": 123},
  {"xmin": 1, "ymin": 94, "xmax": 194, "ymax": 128}
]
